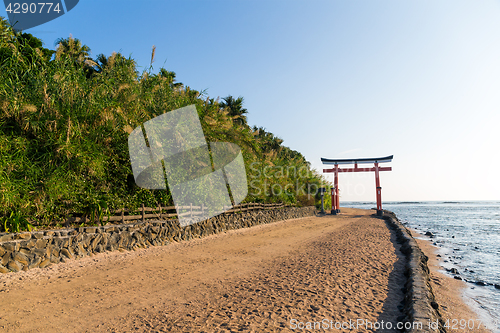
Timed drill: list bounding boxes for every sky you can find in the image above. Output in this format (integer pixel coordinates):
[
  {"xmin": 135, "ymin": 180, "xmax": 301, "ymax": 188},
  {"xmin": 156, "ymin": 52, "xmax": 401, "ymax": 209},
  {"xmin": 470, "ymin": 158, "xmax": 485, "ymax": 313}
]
[{"xmin": 2, "ymin": 0, "xmax": 500, "ymax": 202}]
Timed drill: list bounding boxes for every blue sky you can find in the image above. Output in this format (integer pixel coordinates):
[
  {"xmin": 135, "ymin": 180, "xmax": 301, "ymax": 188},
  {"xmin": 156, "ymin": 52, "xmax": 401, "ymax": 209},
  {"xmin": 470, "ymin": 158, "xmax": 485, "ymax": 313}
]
[{"xmin": 2, "ymin": 0, "xmax": 500, "ymax": 201}]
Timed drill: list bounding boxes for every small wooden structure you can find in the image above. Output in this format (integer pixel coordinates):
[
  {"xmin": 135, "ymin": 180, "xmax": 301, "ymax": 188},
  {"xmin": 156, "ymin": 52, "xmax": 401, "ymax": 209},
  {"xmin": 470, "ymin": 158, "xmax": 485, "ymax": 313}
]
[{"xmin": 321, "ymin": 155, "xmax": 393, "ymax": 216}]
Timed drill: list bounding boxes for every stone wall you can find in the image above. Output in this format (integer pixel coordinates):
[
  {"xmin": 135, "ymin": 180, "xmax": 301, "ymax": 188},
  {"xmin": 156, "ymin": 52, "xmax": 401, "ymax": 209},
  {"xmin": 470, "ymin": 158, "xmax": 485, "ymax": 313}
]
[
  {"xmin": 0, "ymin": 206, "xmax": 316, "ymax": 273},
  {"xmin": 383, "ymin": 211, "xmax": 446, "ymax": 333}
]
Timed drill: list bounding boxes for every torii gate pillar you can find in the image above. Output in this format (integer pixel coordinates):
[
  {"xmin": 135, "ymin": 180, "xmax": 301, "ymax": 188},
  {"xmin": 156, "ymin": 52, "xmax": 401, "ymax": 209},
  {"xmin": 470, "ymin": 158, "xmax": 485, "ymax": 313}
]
[{"xmin": 321, "ymin": 155, "xmax": 393, "ymax": 216}]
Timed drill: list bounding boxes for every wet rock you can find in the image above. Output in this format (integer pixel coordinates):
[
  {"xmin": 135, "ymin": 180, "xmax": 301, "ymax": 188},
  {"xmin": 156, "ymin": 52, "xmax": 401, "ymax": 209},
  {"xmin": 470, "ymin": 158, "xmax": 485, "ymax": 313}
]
[
  {"xmin": 450, "ymin": 268, "xmax": 459, "ymax": 275},
  {"xmin": 454, "ymin": 276, "xmax": 462, "ymax": 280},
  {"xmin": 474, "ymin": 281, "xmax": 487, "ymax": 286},
  {"xmin": 494, "ymin": 284, "xmax": 500, "ymax": 290}
]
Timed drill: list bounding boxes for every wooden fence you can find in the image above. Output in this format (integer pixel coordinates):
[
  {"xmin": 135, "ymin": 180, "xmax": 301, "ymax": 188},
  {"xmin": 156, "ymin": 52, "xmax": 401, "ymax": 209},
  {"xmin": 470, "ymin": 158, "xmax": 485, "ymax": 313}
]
[{"xmin": 66, "ymin": 202, "xmax": 289, "ymax": 225}]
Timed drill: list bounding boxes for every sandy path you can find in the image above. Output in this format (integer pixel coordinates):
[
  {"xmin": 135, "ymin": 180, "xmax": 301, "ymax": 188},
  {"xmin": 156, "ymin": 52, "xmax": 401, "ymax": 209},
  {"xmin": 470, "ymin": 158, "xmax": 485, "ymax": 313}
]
[{"xmin": 0, "ymin": 208, "xmax": 406, "ymax": 332}]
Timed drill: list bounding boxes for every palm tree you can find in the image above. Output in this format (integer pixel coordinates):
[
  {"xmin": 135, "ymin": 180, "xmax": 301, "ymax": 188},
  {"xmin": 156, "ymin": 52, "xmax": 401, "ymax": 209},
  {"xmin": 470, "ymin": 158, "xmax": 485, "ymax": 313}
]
[
  {"xmin": 54, "ymin": 35, "xmax": 94, "ymax": 68},
  {"xmin": 220, "ymin": 95, "xmax": 248, "ymax": 126},
  {"xmin": 158, "ymin": 68, "xmax": 183, "ymax": 89}
]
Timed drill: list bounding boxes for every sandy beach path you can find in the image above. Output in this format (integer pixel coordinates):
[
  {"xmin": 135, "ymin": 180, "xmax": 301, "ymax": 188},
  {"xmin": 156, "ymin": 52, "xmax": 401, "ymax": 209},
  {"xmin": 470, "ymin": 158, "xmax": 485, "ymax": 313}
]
[{"xmin": 0, "ymin": 208, "xmax": 406, "ymax": 332}]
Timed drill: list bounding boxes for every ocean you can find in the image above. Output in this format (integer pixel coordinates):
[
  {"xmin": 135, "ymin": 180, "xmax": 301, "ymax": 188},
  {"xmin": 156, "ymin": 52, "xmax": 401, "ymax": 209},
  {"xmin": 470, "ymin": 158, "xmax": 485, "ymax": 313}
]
[{"xmin": 343, "ymin": 201, "xmax": 500, "ymax": 333}]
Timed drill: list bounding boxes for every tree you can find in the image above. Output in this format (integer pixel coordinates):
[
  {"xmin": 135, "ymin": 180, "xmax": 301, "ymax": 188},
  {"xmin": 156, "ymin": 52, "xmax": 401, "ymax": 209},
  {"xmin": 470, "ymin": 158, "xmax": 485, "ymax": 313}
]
[
  {"xmin": 54, "ymin": 35, "xmax": 96, "ymax": 74},
  {"xmin": 158, "ymin": 68, "xmax": 183, "ymax": 89},
  {"xmin": 220, "ymin": 95, "xmax": 248, "ymax": 126}
]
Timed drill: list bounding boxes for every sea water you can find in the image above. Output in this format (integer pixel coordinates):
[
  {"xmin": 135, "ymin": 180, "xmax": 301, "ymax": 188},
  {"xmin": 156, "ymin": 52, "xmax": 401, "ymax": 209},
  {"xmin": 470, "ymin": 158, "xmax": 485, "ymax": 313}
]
[{"xmin": 344, "ymin": 201, "xmax": 500, "ymax": 333}]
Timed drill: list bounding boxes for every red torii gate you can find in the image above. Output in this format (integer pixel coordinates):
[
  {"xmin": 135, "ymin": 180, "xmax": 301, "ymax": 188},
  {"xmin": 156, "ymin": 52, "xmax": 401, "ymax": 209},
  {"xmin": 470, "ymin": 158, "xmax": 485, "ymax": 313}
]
[{"xmin": 321, "ymin": 155, "xmax": 393, "ymax": 217}]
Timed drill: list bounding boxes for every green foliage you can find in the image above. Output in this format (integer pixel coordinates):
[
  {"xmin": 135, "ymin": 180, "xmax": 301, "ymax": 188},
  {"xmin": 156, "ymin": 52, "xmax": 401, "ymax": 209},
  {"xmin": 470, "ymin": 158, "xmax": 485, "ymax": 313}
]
[
  {"xmin": 0, "ymin": 17, "xmax": 329, "ymax": 232},
  {"xmin": 1, "ymin": 211, "xmax": 33, "ymax": 233}
]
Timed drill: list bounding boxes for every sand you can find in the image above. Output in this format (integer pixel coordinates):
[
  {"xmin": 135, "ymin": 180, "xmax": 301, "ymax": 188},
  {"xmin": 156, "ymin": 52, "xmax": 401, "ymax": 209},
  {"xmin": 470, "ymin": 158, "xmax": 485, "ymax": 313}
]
[{"xmin": 0, "ymin": 207, "xmax": 472, "ymax": 333}]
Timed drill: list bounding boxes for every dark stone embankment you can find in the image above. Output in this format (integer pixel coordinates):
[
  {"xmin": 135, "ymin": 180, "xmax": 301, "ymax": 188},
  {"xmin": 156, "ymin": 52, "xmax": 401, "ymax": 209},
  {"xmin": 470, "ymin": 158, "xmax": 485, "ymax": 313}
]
[
  {"xmin": 0, "ymin": 206, "xmax": 315, "ymax": 274},
  {"xmin": 383, "ymin": 210, "xmax": 446, "ymax": 333}
]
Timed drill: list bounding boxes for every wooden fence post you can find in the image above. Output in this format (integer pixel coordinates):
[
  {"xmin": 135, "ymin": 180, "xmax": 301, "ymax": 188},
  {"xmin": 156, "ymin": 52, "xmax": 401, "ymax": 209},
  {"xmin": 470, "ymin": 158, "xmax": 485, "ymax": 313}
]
[{"xmin": 141, "ymin": 203, "xmax": 145, "ymax": 223}]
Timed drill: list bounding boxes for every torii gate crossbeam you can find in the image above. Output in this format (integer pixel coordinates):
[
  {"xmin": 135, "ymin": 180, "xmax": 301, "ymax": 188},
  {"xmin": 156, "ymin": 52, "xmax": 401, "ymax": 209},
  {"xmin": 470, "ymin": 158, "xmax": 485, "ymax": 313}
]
[{"xmin": 321, "ymin": 155, "xmax": 393, "ymax": 216}]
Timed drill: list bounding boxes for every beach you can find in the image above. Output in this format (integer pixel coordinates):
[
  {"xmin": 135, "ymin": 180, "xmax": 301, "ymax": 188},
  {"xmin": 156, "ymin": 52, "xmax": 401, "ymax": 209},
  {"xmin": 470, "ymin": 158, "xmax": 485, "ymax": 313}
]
[{"xmin": 0, "ymin": 208, "xmax": 490, "ymax": 332}]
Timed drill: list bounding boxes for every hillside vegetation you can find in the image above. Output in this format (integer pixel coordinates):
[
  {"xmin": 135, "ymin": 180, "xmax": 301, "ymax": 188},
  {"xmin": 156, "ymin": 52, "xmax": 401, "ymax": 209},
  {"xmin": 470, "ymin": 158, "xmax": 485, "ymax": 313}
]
[{"xmin": 0, "ymin": 17, "xmax": 330, "ymax": 232}]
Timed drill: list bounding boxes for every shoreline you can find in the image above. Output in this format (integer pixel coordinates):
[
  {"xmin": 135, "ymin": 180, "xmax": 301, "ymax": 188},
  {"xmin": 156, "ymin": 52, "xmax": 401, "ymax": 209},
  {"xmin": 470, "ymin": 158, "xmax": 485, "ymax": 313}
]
[{"xmin": 409, "ymin": 228, "xmax": 494, "ymax": 333}]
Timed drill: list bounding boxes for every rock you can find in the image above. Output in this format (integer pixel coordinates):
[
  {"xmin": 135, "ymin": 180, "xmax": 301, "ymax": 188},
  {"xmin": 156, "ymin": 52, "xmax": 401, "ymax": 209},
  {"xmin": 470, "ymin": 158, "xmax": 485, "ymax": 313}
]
[
  {"xmin": 60, "ymin": 248, "xmax": 73, "ymax": 259},
  {"xmin": 28, "ymin": 257, "xmax": 42, "ymax": 269},
  {"xmin": 7, "ymin": 260, "xmax": 22, "ymax": 272},
  {"xmin": 474, "ymin": 281, "xmax": 487, "ymax": 286},
  {"xmin": 15, "ymin": 233, "xmax": 31, "ymax": 240},
  {"xmin": 33, "ymin": 248, "xmax": 49, "ymax": 257},
  {"xmin": 425, "ymin": 231, "xmax": 434, "ymax": 237},
  {"xmin": 450, "ymin": 268, "xmax": 459, "ymax": 275},
  {"xmin": 12, "ymin": 252, "xmax": 29, "ymax": 266},
  {"xmin": 50, "ymin": 246, "xmax": 60, "ymax": 257},
  {"xmin": 19, "ymin": 248, "xmax": 31, "ymax": 255},
  {"xmin": 430, "ymin": 301, "xmax": 439, "ymax": 309},
  {"xmin": 1, "ymin": 252, "xmax": 11, "ymax": 266},
  {"xmin": 2, "ymin": 242, "xmax": 19, "ymax": 252},
  {"xmin": 0, "ymin": 264, "xmax": 9, "ymax": 273},
  {"xmin": 0, "ymin": 234, "xmax": 13, "ymax": 241},
  {"xmin": 32, "ymin": 232, "xmax": 44, "ymax": 239},
  {"xmin": 310, "ymin": 305, "xmax": 320, "ymax": 312},
  {"xmin": 39, "ymin": 259, "xmax": 51, "ymax": 268},
  {"xmin": 35, "ymin": 239, "xmax": 48, "ymax": 249},
  {"xmin": 494, "ymin": 284, "xmax": 500, "ymax": 290},
  {"xmin": 0, "ymin": 246, "xmax": 5, "ymax": 257},
  {"xmin": 454, "ymin": 276, "xmax": 462, "ymax": 280}
]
